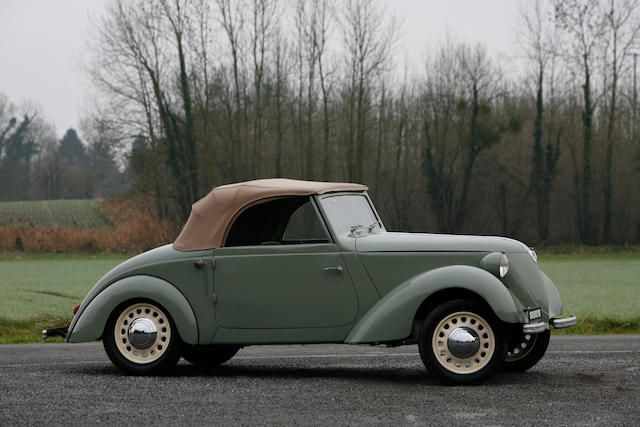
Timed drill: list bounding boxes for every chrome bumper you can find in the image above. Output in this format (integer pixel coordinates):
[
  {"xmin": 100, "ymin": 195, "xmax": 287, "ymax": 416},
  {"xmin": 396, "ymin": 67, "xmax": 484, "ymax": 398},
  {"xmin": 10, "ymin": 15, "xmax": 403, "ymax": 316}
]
[
  {"xmin": 523, "ymin": 322, "xmax": 546, "ymax": 334},
  {"xmin": 551, "ymin": 316, "xmax": 577, "ymax": 329},
  {"xmin": 522, "ymin": 316, "xmax": 577, "ymax": 334}
]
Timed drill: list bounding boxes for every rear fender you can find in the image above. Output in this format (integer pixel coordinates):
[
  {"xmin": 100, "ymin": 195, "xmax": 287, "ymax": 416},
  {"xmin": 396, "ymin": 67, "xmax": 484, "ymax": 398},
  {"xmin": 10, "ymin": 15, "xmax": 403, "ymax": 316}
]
[
  {"xmin": 345, "ymin": 265, "xmax": 523, "ymax": 343},
  {"xmin": 66, "ymin": 275, "xmax": 198, "ymax": 344}
]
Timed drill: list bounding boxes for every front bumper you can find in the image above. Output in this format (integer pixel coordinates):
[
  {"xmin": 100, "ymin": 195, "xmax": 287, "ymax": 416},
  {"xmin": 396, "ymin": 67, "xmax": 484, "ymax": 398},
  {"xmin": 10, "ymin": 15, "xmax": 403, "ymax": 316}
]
[
  {"xmin": 551, "ymin": 316, "xmax": 577, "ymax": 329},
  {"xmin": 522, "ymin": 316, "xmax": 577, "ymax": 334}
]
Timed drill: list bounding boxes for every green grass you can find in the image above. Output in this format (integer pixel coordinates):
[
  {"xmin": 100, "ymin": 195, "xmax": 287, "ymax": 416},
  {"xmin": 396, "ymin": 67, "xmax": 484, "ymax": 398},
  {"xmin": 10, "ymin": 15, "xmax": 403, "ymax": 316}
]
[
  {"xmin": 0, "ymin": 252, "xmax": 638, "ymax": 343},
  {"xmin": 0, "ymin": 199, "xmax": 111, "ymax": 229},
  {"xmin": 539, "ymin": 253, "xmax": 640, "ymax": 318},
  {"xmin": 0, "ymin": 253, "xmax": 128, "ymax": 320},
  {"xmin": 0, "ymin": 253, "xmax": 129, "ymax": 343},
  {"xmin": 0, "ymin": 316, "xmax": 70, "ymax": 344},
  {"xmin": 539, "ymin": 253, "xmax": 640, "ymax": 334}
]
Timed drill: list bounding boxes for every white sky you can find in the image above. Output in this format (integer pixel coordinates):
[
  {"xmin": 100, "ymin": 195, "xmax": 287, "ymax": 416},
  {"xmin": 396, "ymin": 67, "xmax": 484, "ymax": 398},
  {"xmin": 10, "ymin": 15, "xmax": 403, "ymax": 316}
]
[{"xmin": 0, "ymin": 0, "xmax": 520, "ymax": 139}]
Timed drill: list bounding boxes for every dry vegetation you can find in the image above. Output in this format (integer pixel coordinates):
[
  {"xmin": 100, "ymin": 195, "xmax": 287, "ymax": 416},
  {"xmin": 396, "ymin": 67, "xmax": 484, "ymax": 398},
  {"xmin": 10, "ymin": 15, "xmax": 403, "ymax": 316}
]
[{"xmin": 0, "ymin": 197, "xmax": 178, "ymax": 253}]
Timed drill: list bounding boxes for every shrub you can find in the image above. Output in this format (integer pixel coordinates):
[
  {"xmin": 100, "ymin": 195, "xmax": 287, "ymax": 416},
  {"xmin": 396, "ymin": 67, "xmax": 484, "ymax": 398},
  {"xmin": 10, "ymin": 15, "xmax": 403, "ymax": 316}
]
[{"xmin": 0, "ymin": 197, "xmax": 179, "ymax": 253}]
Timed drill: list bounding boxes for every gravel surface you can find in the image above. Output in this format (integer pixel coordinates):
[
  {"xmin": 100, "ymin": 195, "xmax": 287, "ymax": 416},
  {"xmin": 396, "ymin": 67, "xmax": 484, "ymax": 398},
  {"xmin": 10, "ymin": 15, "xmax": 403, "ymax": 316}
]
[{"xmin": 1, "ymin": 335, "xmax": 639, "ymax": 425}]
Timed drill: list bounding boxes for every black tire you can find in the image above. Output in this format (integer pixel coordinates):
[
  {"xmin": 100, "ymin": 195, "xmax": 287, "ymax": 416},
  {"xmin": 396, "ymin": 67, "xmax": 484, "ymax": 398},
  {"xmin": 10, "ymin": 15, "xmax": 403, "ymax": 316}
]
[
  {"xmin": 182, "ymin": 345, "xmax": 240, "ymax": 367},
  {"xmin": 503, "ymin": 329, "xmax": 550, "ymax": 372},
  {"xmin": 103, "ymin": 300, "xmax": 183, "ymax": 375},
  {"xmin": 418, "ymin": 299, "xmax": 507, "ymax": 385}
]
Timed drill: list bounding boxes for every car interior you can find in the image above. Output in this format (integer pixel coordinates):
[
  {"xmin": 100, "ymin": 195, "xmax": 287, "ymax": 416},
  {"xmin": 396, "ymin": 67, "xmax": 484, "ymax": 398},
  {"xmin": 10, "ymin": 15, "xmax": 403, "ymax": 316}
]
[{"xmin": 224, "ymin": 196, "xmax": 330, "ymax": 246}]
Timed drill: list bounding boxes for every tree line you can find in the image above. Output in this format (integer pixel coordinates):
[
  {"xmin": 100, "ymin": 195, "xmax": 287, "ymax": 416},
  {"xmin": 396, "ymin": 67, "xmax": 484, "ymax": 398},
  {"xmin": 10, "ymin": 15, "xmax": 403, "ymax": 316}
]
[
  {"xmin": 0, "ymin": 94, "xmax": 125, "ymax": 201},
  {"xmin": 4, "ymin": 0, "xmax": 640, "ymax": 246}
]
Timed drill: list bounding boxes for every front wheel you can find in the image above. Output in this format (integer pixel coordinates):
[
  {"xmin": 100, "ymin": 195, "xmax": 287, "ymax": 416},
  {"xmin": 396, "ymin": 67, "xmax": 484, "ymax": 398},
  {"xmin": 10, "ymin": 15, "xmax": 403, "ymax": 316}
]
[
  {"xmin": 103, "ymin": 301, "xmax": 183, "ymax": 375},
  {"xmin": 503, "ymin": 329, "xmax": 550, "ymax": 372},
  {"xmin": 418, "ymin": 299, "xmax": 507, "ymax": 385}
]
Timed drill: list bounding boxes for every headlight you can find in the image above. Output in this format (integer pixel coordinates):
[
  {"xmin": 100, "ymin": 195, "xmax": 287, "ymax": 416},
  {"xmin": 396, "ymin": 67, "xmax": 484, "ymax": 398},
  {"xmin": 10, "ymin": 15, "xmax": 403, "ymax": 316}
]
[
  {"xmin": 499, "ymin": 254, "xmax": 509, "ymax": 278},
  {"xmin": 480, "ymin": 252, "xmax": 509, "ymax": 279},
  {"xmin": 527, "ymin": 247, "xmax": 538, "ymax": 263}
]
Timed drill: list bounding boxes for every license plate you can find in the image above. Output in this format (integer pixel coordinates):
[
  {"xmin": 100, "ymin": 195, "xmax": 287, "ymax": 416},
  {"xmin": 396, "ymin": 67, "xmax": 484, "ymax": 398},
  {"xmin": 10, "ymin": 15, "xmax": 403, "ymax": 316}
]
[{"xmin": 528, "ymin": 308, "xmax": 542, "ymax": 321}]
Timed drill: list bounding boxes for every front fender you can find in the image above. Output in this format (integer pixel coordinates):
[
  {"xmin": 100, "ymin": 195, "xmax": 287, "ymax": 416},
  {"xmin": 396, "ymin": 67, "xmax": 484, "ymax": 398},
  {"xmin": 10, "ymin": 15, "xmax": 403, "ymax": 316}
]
[
  {"xmin": 541, "ymin": 271, "xmax": 562, "ymax": 319},
  {"xmin": 66, "ymin": 275, "xmax": 198, "ymax": 344},
  {"xmin": 345, "ymin": 265, "xmax": 524, "ymax": 343}
]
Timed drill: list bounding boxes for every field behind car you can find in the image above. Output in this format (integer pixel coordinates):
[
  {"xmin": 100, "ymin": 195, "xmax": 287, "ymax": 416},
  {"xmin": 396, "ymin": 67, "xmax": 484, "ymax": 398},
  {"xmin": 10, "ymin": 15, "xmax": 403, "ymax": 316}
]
[
  {"xmin": 0, "ymin": 198, "xmax": 176, "ymax": 253},
  {"xmin": 1, "ymin": 252, "xmax": 639, "ymax": 343},
  {"xmin": 0, "ymin": 199, "xmax": 112, "ymax": 229}
]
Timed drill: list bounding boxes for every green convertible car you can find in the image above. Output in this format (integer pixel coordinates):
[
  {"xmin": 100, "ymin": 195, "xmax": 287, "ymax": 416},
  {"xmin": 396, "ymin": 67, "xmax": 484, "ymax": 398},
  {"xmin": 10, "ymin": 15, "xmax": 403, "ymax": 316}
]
[{"xmin": 44, "ymin": 178, "xmax": 576, "ymax": 384}]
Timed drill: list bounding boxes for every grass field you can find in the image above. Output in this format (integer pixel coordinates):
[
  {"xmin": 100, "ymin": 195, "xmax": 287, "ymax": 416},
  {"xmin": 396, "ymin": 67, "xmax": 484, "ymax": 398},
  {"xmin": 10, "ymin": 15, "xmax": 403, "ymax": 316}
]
[
  {"xmin": 539, "ymin": 253, "xmax": 640, "ymax": 333},
  {"xmin": 0, "ymin": 199, "xmax": 111, "ymax": 229},
  {"xmin": 0, "ymin": 252, "xmax": 638, "ymax": 343},
  {"xmin": 0, "ymin": 253, "xmax": 128, "ymax": 343}
]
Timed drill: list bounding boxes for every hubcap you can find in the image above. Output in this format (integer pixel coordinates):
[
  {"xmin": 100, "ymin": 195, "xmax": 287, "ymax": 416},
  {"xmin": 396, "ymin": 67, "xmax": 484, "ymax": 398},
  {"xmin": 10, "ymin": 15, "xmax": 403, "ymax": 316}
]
[
  {"xmin": 128, "ymin": 318, "xmax": 157, "ymax": 350},
  {"xmin": 114, "ymin": 302, "xmax": 171, "ymax": 364},
  {"xmin": 431, "ymin": 311, "xmax": 495, "ymax": 374},
  {"xmin": 447, "ymin": 326, "xmax": 480, "ymax": 359}
]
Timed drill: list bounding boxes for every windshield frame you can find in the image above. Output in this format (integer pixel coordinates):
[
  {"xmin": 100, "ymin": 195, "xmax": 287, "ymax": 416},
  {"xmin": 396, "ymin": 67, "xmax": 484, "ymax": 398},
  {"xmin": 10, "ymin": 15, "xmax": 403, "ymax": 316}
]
[{"xmin": 316, "ymin": 191, "xmax": 385, "ymax": 239}]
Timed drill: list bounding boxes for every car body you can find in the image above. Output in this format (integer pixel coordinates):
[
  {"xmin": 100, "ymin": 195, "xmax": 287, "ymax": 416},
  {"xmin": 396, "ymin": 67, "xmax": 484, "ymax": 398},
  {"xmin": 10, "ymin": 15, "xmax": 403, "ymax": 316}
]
[{"xmin": 45, "ymin": 178, "xmax": 576, "ymax": 384}]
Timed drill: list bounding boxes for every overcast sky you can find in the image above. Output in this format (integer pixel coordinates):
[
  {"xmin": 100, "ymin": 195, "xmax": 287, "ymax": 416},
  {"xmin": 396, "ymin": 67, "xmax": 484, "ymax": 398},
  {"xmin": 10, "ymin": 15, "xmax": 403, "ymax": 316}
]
[{"xmin": 0, "ymin": 0, "xmax": 520, "ymax": 139}]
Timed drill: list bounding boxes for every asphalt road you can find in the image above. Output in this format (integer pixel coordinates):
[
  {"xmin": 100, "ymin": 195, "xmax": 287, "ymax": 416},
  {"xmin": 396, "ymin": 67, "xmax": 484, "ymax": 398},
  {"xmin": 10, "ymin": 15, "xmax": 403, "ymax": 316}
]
[{"xmin": 1, "ymin": 335, "xmax": 640, "ymax": 425}]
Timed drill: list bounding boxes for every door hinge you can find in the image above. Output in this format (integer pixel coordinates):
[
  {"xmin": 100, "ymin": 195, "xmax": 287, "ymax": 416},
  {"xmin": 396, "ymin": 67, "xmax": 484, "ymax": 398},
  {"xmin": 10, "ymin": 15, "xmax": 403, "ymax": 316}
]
[
  {"xmin": 212, "ymin": 259, "xmax": 216, "ymax": 269},
  {"xmin": 212, "ymin": 293, "xmax": 217, "ymax": 304}
]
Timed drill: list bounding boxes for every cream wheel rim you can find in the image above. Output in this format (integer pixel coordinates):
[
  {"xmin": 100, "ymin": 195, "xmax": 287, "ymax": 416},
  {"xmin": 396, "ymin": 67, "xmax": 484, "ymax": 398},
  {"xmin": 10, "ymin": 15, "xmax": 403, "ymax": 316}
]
[
  {"xmin": 506, "ymin": 333, "xmax": 536, "ymax": 362},
  {"xmin": 114, "ymin": 302, "xmax": 171, "ymax": 364},
  {"xmin": 432, "ymin": 311, "xmax": 495, "ymax": 374}
]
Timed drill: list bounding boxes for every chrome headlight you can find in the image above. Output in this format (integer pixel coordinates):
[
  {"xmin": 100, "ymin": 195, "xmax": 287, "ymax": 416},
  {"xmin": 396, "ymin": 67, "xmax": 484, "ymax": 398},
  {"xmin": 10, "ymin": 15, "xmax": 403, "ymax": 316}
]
[
  {"xmin": 499, "ymin": 254, "xmax": 509, "ymax": 278},
  {"xmin": 481, "ymin": 252, "xmax": 509, "ymax": 279}
]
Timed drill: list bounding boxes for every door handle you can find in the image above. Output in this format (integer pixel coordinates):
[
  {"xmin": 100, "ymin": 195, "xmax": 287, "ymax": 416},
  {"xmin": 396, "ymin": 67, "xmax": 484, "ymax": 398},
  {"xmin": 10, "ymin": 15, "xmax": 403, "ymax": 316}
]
[{"xmin": 324, "ymin": 266, "xmax": 344, "ymax": 275}]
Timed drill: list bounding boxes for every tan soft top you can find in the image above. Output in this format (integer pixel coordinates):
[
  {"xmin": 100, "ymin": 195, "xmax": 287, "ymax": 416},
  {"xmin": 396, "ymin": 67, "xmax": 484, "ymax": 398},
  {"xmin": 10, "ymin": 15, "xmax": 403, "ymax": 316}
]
[{"xmin": 173, "ymin": 178, "xmax": 368, "ymax": 250}]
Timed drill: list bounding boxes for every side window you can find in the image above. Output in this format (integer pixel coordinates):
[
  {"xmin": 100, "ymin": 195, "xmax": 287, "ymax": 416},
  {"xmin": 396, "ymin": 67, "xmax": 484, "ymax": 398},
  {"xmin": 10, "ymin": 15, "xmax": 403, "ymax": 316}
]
[
  {"xmin": 225, "ymin": 197, "xmax": 329, "ymax": 247},
  {"xmin": 283, "ymin": 201, "xmax": 329, "ymax": 242}
]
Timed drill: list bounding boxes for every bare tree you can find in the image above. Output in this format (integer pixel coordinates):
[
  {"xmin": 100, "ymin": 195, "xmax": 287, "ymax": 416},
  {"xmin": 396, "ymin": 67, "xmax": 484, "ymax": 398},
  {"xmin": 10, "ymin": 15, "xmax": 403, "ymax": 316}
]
[
  {"xmin": 601, "ymin": 0, "xmax": 640, "ymax": 242},
  {"xmin": 216, "ymin": 0, "xmax": 248, "ymax": 179},
  {"xmin": 249, "ymin": 0, "xmax": 277, "ymax": 176},
  {"xmin": 519, "ymin": 0, "xmax": 561, "ymax": 243},
  {"xmin": 73, "ymin": 0, "xmax": 640, "ymax": 244},
  {"xmin": 340, "ymin": 0, "xmax": 398, "ymax": 182},
  {"xmin": 422, "ymin": 42, "xmax": 508, "ymax": 233},
  {"xmin": 554, "ymin": 0, "xmax": 606, "ymax": 244}
]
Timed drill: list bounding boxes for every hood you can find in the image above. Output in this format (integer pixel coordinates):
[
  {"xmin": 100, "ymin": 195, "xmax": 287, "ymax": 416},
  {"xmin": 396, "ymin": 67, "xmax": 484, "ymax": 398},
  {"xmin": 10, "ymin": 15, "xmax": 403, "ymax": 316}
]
[{"xmin": 355, "ymin": 232, "xmax": 529, "ymax": 254}]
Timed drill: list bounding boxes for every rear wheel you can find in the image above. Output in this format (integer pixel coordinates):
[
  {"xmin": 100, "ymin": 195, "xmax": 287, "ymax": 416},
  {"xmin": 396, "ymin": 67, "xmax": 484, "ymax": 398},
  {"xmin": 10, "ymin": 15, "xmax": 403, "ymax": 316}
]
[
  {"xmin": 418, "ymin": 299, "xmax": 506, "ymax": 385},
  {"xmin": 182, "ymin": 345, "xmax": 240, "ymax": 367},
  {"xmin": 103, "ymin": 301, "xmax": 182, "ymax": 375},
  {"xmin": 503, "ymin": 329, "xmax": 550, "ymax": 372}
]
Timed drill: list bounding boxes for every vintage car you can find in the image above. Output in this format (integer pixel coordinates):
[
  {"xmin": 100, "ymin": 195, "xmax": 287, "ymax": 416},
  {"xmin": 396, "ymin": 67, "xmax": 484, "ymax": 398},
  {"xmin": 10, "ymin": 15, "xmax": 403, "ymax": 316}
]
[{"xmin": 44, "ymin": 178, "xmax": 575, "ymax": 384}]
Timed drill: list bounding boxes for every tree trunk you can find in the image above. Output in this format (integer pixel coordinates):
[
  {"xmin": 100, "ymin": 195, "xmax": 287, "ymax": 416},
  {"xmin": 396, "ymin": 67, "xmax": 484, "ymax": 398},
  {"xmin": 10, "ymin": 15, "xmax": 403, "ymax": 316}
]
[
  {"xmin": 532, "ymin": 69, "xmax": 546, "ymax": 241},
  {"xmin": 603, "ymin": 50, "xmax": 618, "ymax": 244},
  {"xmin": 580, "ymin": 59, "xmax": 594, "ymax": 244}
]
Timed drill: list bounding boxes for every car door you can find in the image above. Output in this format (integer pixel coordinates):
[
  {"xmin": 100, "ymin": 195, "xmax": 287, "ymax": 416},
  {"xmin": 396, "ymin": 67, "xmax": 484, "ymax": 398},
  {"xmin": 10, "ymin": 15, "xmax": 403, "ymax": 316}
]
[{"xmin": 212, "ymin": 197, "xmax": 358, "ymax": 329}]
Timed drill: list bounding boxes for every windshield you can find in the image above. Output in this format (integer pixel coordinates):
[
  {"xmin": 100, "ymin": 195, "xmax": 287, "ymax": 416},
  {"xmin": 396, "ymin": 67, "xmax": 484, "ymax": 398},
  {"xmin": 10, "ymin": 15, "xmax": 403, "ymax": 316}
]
[{"xmin": 319, "ymin": 194, "xmax": 382, "ymax": 234}]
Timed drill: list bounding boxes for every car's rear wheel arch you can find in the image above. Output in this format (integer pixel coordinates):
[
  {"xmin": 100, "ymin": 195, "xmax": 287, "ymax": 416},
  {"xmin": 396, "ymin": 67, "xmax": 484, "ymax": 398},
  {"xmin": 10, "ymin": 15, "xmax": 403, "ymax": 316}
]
[{"xmin": 68, "ymin": 275, "xmax": 199, "ymax": 344}]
